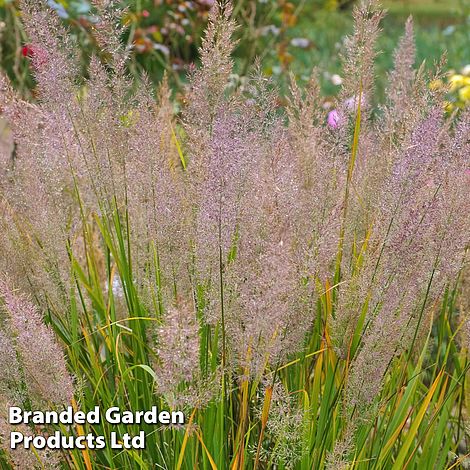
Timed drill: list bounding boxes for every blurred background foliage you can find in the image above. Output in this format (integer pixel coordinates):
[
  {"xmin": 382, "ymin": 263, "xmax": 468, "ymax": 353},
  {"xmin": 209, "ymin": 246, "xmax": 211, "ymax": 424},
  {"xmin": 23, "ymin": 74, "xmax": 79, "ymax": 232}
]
[{"xmin": 0, "ymin": 0, "xmax": 469, "ymax": 105}]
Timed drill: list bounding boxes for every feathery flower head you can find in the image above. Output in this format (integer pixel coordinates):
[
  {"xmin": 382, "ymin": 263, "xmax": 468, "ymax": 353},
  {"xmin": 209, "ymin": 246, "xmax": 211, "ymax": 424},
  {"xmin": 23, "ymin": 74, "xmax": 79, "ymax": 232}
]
[
  {"xmin": 0, "ymin": 278, "xmax": 74, "ymax": 406},
  {"xmin": 155, "ymin": 301, "xmax": 202, "ymax": 407}
]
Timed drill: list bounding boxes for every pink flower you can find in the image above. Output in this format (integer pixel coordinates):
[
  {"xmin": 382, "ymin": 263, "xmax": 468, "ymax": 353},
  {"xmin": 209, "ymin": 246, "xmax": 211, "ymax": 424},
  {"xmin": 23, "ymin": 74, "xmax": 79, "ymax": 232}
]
[{"xmin": 327, "ymin": 109, "xmax": 343, "ymax": 129}]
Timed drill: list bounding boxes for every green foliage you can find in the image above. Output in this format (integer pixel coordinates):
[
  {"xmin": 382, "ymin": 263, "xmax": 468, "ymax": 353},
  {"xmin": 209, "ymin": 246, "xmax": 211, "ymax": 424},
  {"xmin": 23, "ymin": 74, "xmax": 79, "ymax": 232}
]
[
  {"xmin": 1, "ymin": 0, "xmax": 469, "ymax": 99},
  {"xmin": 1, "ymin": 200, "xmax": 467, "ymax": 469},
  {"xmin": 17, "ymin": 217, "xmax": 470, "ymax": 467}
]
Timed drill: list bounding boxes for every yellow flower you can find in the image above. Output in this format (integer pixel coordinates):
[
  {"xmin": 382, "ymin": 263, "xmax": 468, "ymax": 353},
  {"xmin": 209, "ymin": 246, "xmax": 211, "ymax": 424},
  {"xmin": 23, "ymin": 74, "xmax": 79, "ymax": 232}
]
[
  {"xmin": 449, "ymin": 74, "xmax": 465, "ymax": 91},
  {"xmin": 458, "ymin": 85, "xmax": 470, "ymax": 103}
]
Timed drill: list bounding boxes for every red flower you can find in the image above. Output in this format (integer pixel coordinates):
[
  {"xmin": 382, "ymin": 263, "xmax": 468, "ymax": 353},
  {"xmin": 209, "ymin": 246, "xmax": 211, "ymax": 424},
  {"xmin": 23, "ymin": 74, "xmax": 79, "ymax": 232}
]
[
  {"xmin": 21, "ymin": 44, "xmax": 49, "ymax": 67},
  {"xmin": 22, "ymin": 44, "xmax": 34, "ymax": 58}
]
